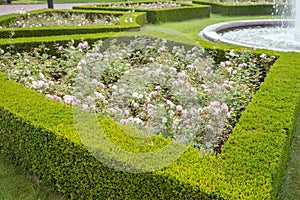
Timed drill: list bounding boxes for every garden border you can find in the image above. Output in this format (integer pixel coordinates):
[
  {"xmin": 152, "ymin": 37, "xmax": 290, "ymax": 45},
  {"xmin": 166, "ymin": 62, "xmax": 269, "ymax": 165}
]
[
  {"xmin": 0, "ymin": 39, "xmax": 299, "ymax": 199},
  {"xmin": 0, "ymin": 7, "xmax": 299, "ymax": 199},
  {"xmin": 0, "ymin": 9, "xmax": 146, "ymax": 39},
  {"xmin": 192, "ymin": 0, "xmax": 290, "ymax": 16},
  {"xmin": 73, "ymin": 2, "xmax": 210, "ymax": 23},
  {"xmin": 0, "ymin": 9, "xmax": 146, "ymax": 52}
]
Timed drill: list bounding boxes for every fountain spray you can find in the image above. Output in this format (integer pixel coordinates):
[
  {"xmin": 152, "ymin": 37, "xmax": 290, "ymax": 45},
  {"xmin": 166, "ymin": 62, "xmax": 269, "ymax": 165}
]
[{"xmin": 295, "ymin": 0, "xmax": 300, "ymax": 40}]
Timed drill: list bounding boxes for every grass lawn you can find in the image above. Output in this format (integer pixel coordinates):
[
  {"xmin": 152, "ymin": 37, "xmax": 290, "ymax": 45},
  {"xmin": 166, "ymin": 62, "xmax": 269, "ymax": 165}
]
[
  {"xmin": 279, "ymin": 113, "xmax": 300, "ymax": 199},
  {"xmin": 0, "ymin": 156, "xmax": 67, "ymax": 200},
  {"xmin": 146, "ymin": 14, "xmax": 273, "ymax": 41},
  {"xmin": 0, "ymin": 12, "xmax": 298, "ymax": 199}
]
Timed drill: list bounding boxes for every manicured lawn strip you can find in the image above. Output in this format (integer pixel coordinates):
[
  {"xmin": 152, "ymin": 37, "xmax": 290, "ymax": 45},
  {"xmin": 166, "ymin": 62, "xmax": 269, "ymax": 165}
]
[
  {"xmin": 0, "ymin": 155, "xmax": 67, "ymax": 200},
  {"xmin": 146, "ymin": 14, "xmax": 272, "ymax": 40},
  {"xmin": 279, "ymin": 112, "xmax": 300, "ymax": 199}
]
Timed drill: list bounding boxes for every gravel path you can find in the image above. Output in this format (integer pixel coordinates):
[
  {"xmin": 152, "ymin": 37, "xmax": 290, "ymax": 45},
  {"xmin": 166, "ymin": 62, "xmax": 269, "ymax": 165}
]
[{"xmin": 0, "ymin": 3, "xmax": 94, "ymax": 16}]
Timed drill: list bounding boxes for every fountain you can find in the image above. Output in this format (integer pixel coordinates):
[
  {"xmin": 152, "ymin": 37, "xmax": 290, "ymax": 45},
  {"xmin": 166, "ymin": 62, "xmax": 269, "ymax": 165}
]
[
  {"xmin": 296, "ymin": 0, "xmax": 300, "ymax": 40},
  {"xmin": 200, "ymin": 0, "xmax": 300, "ymax": 52}
]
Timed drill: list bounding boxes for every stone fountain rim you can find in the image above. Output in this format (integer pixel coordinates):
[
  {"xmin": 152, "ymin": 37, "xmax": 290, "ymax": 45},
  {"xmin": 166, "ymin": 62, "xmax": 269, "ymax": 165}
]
[{"xmin": 199, "ymin": 19, "xmax": 297, "ymax": 52}]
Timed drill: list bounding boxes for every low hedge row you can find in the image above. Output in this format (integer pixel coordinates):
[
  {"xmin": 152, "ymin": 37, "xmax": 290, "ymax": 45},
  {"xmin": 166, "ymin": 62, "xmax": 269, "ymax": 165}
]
[
  {"xmin": 73, "ymin": 2, "xmax": 210, "ymax": 24},
  {"xmin": 1, "ymin": 35, "xmax": 299, "ymax": 198},
  {"xmin": 192, "ymin": 0, "xmax": 290, "ymax": 16},
  {"xmin": 0, "ymin": 63, "xmax": 220, "ymax": 199},
  {"xmin": 0, "ymin": 9, "xmax": 146, "ymax": 39},
  {"xmin": 0, "ymin": 32, "xmax": 119, "ymax": 53},
  {"xmin": 0, "ymin": 9, "xmax": 146, "ymax": 53}
]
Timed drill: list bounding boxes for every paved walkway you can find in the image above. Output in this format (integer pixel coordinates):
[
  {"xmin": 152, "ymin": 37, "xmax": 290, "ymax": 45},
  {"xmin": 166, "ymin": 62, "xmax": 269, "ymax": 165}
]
[{"xmin": 0, "ymin": 3, "xmax": 94, "ymax": 16}]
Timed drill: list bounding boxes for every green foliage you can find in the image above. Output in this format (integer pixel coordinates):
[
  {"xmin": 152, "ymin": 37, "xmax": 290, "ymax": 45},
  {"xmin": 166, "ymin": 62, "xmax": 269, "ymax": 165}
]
[
  {"xmin": 192, "ymin": 0, "xmax": 289, "ymax": 16},
  {"xmin": 0, "ymin": 155, "xmax": 67, "ymax": 200},
  {"xmin": 0, "ymin": 72, "xmax": 218, "ymax": 199},
  {"xmin": 0, "ymin": 32, "xmax": 117, "ymax": 53},
  {"xmin": 146, "ymin": 5, "xmax": 210, "ymax": 23},
  {"xmin": 279, "ymin": 112, "xmax": 300, "ymax": 199},
  {"xmin": 0, "ymin": 10, "xmax": 146, "ymax": 52},
  {"xmin": 0, "ymin": 42, "xmax": 299, "ymax": 199},
  {"xmin": 0, "ymin": 9, "xmax": 145, "ymax": 38},
  {"xmin": 73, "ymin": 2, "xmax": 210, "ymax": 24},
  {"xmin": 0, "ymin": 9, "xmax": 299, "ymax": 199}
]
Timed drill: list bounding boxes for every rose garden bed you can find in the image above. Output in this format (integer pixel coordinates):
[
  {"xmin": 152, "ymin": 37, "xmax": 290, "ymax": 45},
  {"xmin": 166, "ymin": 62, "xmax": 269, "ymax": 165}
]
[
  {"xmin": 0, "ymin": 9, "xmax": 146, "ymax": 53},
  {"xmin": 0, "ymin": 36, "xmax": 276, "ymax": 153},
  {"xmin": 0, "ymin": 9, "xmax": 146, "ymax": 38},
  {"xmin": 73, "ymin": 2, "xmax": 210, "ymax": 23},
  {"xmin": 0, "ymin": 3, "xmax": 299, "ymax": 200}
]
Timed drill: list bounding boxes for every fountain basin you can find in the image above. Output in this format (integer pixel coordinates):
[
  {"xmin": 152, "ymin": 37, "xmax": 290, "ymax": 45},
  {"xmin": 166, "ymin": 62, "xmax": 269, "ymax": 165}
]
[{"xmin": 200, "ymin": 19, "xmax": 300, "ymax": 52}]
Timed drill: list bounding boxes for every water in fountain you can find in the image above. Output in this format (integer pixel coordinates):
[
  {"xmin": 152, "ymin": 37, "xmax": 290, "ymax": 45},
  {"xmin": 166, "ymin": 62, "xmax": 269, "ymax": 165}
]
[
  {"xmin": 295, "ymin": 0, "xmax": 300, "ymax": 40},
  {"xmin": 220, "ymin": 25, "xmax": 300, "ymax": 51},
  {"xmin": 217, "ymin": 0, "xmax": 300, "ymax": 52}
]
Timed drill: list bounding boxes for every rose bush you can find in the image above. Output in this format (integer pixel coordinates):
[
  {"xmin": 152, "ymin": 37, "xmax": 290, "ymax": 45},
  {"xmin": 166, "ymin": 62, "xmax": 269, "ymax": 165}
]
[
  {"xmin": 1, "ymin": 11, "xmax": 120, "ymax": 28},
  {"xmin": 0, "ymin": 36, "xmax": 276, "ymax": 152},
  {"xmin": 108, "ymin": 2, "xmax": 181, "ymax": 9}
]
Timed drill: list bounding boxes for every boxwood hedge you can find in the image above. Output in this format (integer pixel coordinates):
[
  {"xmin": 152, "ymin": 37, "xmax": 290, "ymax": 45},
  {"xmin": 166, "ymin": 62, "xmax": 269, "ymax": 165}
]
[
  {"xmin": 73, "ymin": 2, "xmax": 210, "ymax": 24},
  {"xmin": 0, "ymin": 9, "xmax": 146, "ymax": 39},
  {"xmin": 0, "ymin": 34, "xmax": 299, "ymax": 198},
  {"xmin": 192, "ymin": 0, "xmax": 291, "ymax": 16},
  {"xmin": 0, "ymin": 9, "xmax": 146, "ymax": 53}
]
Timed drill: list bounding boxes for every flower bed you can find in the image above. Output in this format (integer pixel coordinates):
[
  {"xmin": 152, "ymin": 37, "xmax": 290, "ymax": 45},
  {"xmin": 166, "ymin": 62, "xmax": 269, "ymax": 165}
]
[
  {"xmin": 0, "ymin": 34, "xmax": 299, "ymax": 198},
  {"xmin": 1, "ymin": 11, "xmax": 120, "ymax": 28},
  {"xmin": 108, "ymin": 2, "xmax": 181, "ymax": 9},
  {"xmin": 0, "ymin": 36, "xmax": 276, "ymax": 152},
  {"xmin": 0, "ymin": 9, "xmax": 147, "ymax": 53},
  {"xmin": 73, "ymin": 2, "xmax": 210, "ymax": 23},
  {"xmin": 0, "ymin": 9, "xmax": 146, "ymax": 39}
]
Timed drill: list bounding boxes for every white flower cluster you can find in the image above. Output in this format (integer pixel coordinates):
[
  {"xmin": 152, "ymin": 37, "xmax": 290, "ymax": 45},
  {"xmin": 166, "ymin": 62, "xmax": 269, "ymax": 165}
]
[
  {"xmin": 109, "ymin": 2, "xmax": 181, "ymax": 9},
  {"xmin": 0, "ymin": 36, "xmax": 276, "ymax": 152},
  {"xmin": 5, "ymin": 12, "xmax": 120, "ymax": 28},
  {"xmin": 71, "ymin": 36, "xmax": 231, "ymax": 150}
]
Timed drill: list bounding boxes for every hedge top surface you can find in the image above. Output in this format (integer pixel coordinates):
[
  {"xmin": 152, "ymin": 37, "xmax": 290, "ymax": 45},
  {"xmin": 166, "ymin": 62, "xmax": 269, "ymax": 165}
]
[
  {"xmin": 0, "ymin": 9, "xmax": 146, "ymax": 39},
  {"xmin": 0, "ymin": 9, "xmax": 140, "ymax": 27},
  {"xmin": 73, "ymin": 1, "xmax": 209, "ymax": 11},
  {"xmin": 193, "ymin": 0, "xmax": 286, "ymax": 6}
]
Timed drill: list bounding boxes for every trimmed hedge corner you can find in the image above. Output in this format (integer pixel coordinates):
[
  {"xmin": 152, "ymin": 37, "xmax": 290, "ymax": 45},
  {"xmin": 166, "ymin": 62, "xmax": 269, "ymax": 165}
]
[
  {"xmin": 0, "ymin": 9, "xmax": 146, "ymax": 39},
  {"xmin": 0, "ymin": 36, "xmax": 300, "ymax": 199},
  {"xmin": 0, "ymin": 9, "xmax": 146, "ymax": 53},
  {"xmin": 73, "ymin": 2, "xmax": 210, "ymax": 24},
  {"xmin": 192, "ymin": 0, "xmax": 290, "ymax": 16}
]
